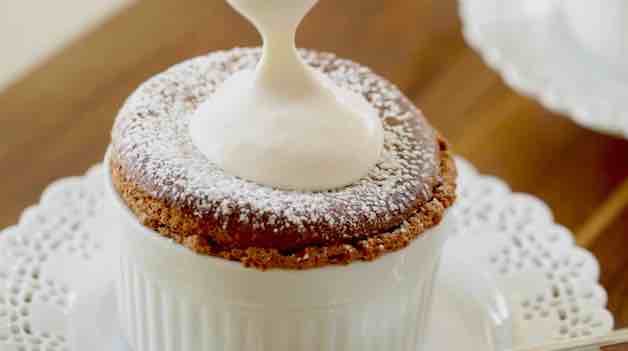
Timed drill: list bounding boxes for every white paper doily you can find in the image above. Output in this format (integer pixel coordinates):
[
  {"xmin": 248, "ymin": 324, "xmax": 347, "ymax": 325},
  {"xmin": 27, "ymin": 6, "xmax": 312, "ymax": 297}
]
[
  {"xmin": 0, "ymin": 158, "xmax": 614, "ymax": 351},
  {"xmin": 459, "ymin": 0, "xmax": 628, "ymax": 139}
]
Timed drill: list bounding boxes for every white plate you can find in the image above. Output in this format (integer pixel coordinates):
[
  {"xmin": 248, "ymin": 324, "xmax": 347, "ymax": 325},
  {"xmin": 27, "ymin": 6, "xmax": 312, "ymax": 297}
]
[
  {"xmin": 459, "ymin": 0, "xmax": 628, "ymax": 139},
  {"xmin": 426, "ymin": 241, "xmax": 512, "ymax": 351},
  {"xmin": 0, "ymin": 158, "xmax": 613, "ymax": 350}
]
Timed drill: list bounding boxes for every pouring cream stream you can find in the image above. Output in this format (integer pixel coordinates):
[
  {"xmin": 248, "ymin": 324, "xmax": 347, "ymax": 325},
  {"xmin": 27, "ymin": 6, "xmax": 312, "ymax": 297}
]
[{"xmin": 189, "ymin": 0, "xmax": 383, "ymax": 191}]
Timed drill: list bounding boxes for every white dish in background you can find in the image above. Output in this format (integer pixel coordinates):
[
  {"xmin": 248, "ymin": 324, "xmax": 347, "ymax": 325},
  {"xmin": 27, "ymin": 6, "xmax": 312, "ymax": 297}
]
[
  {"xmin": 0, "ymin": 158, "xmax": 613, "ymax": 350},
  {"xmin": 561, "ymin": 0, "xmax": 628, "ymax": 70},
  {"xmin": 459, "ymin": 0, "xmax": 628, "ymax": 139}
]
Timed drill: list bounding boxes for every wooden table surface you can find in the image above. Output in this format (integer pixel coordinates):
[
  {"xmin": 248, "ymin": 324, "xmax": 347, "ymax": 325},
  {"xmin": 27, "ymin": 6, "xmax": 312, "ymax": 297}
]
[{"xmin": 1, "ymin": 0, "xmax": 627, "ymax": 335}]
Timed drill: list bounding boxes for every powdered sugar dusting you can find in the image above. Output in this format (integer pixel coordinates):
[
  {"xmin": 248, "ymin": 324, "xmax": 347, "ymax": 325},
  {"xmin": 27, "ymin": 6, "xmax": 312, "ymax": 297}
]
[{"xmin": 111, "ymin": 48, "xmax": 441, "ymax": 241}]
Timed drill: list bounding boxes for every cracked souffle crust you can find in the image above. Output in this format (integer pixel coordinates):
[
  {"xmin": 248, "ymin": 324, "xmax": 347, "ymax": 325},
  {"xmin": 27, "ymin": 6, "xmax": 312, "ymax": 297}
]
[{"xmin": 109, "ymin": 47, "xmax": 457, "ymax": 269}]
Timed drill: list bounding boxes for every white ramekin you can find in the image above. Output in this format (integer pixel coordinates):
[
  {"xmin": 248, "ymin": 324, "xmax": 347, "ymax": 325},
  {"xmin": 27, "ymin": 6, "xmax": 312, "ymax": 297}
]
[
  {"xmin": 104, "ymin": 156, "xmax": 455, "ymax": 351},
  {"xmin": 562, "ymin": 0, "xmax": 628, "ymax": 69}
]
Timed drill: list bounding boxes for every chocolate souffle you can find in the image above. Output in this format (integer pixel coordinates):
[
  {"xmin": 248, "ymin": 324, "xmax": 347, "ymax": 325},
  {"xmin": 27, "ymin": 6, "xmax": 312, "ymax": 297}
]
[{"xmin": 109, "ymin": 48, "xmax": 456, "ymax": 270}]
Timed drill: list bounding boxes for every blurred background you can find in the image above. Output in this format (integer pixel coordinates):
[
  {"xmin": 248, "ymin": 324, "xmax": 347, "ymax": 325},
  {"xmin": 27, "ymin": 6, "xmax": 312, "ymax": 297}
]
[
  {"xmin": 1, "ymin": 0, "xmax": 627, "ymax": 330},
  {"xmin": 0, "ymin": 0, "xmax": 133, "ymax": 90}
]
